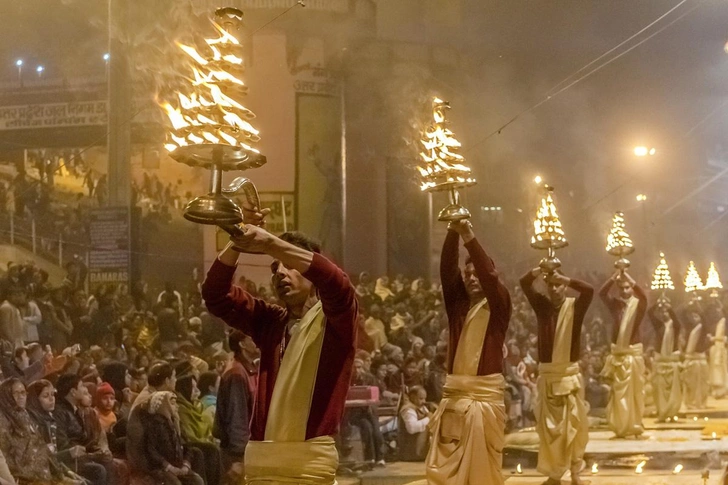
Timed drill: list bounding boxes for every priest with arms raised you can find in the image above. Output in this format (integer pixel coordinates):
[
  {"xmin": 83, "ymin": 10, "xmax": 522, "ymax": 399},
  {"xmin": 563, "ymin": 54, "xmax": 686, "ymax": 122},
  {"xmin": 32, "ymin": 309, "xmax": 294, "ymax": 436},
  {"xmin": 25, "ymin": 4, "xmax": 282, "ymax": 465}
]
[
  {"xmin": 520, "ymin": 267, "xmax": 593, "ymax": 485},
  {"xmin": 599, "ymin": 270, "xmax": 647, "ymax": 438},
  {"xmin": 201, "ymin": 205, "xmax": 358, "ymax": 485},
  {"xmin": 422, "ymin": 219, "xmax": 510, "ymax": 485}
]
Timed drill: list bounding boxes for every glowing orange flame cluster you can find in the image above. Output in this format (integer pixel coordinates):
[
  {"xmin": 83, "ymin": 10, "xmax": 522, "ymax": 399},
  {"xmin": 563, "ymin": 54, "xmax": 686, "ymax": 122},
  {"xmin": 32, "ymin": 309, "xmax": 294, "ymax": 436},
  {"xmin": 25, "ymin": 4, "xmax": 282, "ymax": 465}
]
[
  {"xmin": 161, "ymin": 17, "xmax": 260, "ymax": 154},
  {"xmin": 531, "ymin": 192, "xmax": 567, "ymax": 249},
  {"xmin": 417, "ymin": 97, "xmax": 475, "ymax": 191},
  {"xmin": 606, "ymin": 211, "xmax": 633, "ymax": 254},
  {"xmin": 651, "ymin": 252, "xmax": 675, "ymax": 291}
]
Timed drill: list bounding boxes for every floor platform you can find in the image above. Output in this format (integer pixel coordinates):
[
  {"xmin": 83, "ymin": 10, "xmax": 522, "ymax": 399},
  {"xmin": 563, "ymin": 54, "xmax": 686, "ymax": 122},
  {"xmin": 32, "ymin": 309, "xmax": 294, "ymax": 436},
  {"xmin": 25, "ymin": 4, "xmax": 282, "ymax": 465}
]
[{"xmin": 339, "ymin": 397, "xmax": 728, "ymax": 484}]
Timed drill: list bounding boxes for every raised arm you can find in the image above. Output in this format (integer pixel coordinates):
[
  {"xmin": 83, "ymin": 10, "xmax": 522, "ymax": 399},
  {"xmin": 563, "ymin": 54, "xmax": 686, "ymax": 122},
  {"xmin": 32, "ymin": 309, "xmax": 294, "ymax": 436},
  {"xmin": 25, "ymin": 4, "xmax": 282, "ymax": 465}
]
[
  {"xmin": 439, "ymin": 228, "xmax": 468, "ymax": 318},
  {"xmin": 568, "ymin": 277, "xmax": 594, "ymax": 315},
  {"xmin": 520, "ymin": 268, "xmax": 548, "ymax": 311},
  {"xmin": 301, "ymin": 252, "xmax": 358, "ymax": 332},
  {"xmin": 449, "ymin": 220, "xmax": 510, "ymax": 314},
  {"xmin": 201, "ymin": 244, "xmax": 286, "ymax": 343},
  {"xmin": 598, "ymin": 274, "xmax": 616, "ymax": 306}
]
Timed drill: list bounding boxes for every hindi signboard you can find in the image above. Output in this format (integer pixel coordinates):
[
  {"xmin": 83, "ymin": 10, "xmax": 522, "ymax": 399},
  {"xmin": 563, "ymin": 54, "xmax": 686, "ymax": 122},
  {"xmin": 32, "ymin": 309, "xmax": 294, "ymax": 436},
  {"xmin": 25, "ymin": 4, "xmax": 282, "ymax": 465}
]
[{"xmin": 0, "ymin": 100, "xmax": 107, "ymax": 131}]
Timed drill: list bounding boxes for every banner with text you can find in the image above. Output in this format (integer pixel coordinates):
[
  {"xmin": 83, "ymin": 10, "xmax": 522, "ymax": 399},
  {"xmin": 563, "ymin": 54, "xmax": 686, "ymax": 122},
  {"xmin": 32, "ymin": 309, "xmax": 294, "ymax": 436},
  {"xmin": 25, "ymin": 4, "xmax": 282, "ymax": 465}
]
[
  {"xmin": 89, "ymin": 207, "xmax": 131, "ymax": 292},
  {"xmin": 0, "ymin": 100, "xmax": 107, "ymax": 131}
]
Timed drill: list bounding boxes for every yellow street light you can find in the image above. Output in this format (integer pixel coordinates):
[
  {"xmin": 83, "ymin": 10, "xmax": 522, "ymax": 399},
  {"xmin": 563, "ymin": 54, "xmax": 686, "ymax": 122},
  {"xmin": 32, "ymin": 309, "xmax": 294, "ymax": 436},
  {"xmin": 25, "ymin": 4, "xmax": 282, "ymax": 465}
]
[
  {"xmin": 534, "ymin": 175, "xmax": 542, "ymax": 185},
  {"xmin": 634, "ymin": 146, "xmax": 656, "ymax": 157},
  {"xmin": 636, "ymin": 194, "xmax": 648, "ymax": 202}
]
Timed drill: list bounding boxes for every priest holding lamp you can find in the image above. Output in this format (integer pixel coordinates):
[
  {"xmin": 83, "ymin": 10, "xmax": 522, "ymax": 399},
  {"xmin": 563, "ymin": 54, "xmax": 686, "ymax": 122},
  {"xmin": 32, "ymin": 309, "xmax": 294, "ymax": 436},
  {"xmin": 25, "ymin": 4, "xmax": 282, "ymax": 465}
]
[
  {"xmin": 599, "ymin": 212, "xmax": 648, "ymax": 439},
  {"xmin": 414, "ymin": 96, "xmax": 511, "ymax": 485},
  {"xmin": 648, "ymin": 252, "xmax": 682, "ymax": 422},
  {"xmin": 522, "ymin": 185, "xmax": 592, "ymax": 485}
]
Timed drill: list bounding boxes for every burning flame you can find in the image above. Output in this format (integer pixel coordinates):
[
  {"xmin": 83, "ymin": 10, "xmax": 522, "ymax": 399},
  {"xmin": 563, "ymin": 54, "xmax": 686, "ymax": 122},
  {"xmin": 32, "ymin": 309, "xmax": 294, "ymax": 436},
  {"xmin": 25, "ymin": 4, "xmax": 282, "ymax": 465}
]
[
  {"xmin": 705, "ymin": 262, "xmax": 723, "ymax": 290},
  {"xmin": 712, "ymin": 432, "xmax": 718, "ymax": 439},
  {"xmin": 591, "ymin": 463, "xmax": 598, "ymax": 474},
  {"xmin": 161, "ymin": 15, "xmax": 260, "ymax": 154},
  {"xmin": 635, "ymin": 460, "xmax": 646, "ymax": 474},
  {"xmin": 531, "ymin": 193, "xmax": 567, "ymax": 246},
  {"xmin": 605, "ymin": 211, "xmax": 633, "ymax": 253},
  {"xmin": 516, "ymin": 464, "xmax": 522, "ymax": 474},
  {"xmin": 651, "ymin": 252, "xmax": 675, "ymax": 291},
  {"xmin": 417, "ymin": 97, "xmax": 475, "ymax": 191},
  {"xmin": 684, "ymin": 261, "xmax": 704, "ymax": 293},
  {"xmin": 673, "ymin": 464, "xmax": 683, "ymax": 474}
]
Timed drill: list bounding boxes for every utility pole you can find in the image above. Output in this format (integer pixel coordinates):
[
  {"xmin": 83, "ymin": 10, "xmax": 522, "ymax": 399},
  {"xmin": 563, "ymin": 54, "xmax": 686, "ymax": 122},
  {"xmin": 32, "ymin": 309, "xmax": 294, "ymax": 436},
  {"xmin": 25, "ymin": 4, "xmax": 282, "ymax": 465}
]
[{"xmin": 107, "ymin": 0, "xmax": 131, "ymax": 207}]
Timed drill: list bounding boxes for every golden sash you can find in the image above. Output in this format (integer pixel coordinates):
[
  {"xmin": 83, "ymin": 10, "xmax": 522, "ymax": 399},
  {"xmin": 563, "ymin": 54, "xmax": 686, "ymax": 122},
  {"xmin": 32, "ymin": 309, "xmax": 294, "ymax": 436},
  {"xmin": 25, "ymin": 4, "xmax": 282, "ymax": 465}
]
[
  {"xmin": 452, "ymin": 298, "xmax": 490, "ymax": 376},
  {"xmin": 615, "ymin": 296, "xmax": 639, "ymax": 349},
  {"xmin": 245, "ymin": 437, "xmax": 338, "ymax": 485},
  {"xmin": 265, "ymin": 301, "xmax": 326, "ymax": 442},
  {"xmin": 425, "ymin": 374, "xmax": 506, "ymax": 485},
  {"xmin": 553, "ymin": 298, "xmax": 575, "ymax": 364}
]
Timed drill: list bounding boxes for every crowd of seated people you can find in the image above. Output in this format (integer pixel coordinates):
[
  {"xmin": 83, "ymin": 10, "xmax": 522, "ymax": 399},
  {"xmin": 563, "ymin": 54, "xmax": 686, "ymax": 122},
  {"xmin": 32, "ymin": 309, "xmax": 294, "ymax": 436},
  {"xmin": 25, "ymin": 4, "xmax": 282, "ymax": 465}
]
[{"xmin": 0, "ymin": 244, "xmax": 721, "ymax": 484}]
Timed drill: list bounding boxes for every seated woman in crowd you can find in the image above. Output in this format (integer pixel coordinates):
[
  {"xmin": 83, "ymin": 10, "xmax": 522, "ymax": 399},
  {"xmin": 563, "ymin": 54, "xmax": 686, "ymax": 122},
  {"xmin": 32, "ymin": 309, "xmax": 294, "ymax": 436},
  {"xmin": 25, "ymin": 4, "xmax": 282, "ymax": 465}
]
[
  {"xmin": 0, "ymin": 378, "xmax": 82, "ymax": 484},
  {"xmin": 196, "ymin": 371, "xmax": 219, "ymax": 427},
  {"xmin": 175, "ymin": 375, "xmax": 221, "ymax": 485},
  {"xmin": 130, "ymin": 391, "xmax": 203, "ymax": 485}
]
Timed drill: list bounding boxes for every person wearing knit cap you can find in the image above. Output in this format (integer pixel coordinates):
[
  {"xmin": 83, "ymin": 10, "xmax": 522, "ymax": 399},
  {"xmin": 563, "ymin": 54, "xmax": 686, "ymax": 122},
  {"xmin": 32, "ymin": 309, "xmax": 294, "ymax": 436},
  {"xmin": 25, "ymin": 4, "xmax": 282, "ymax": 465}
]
[{"xmin": 95, "ymin": 382, "xmax": 117, "ymax": 433}]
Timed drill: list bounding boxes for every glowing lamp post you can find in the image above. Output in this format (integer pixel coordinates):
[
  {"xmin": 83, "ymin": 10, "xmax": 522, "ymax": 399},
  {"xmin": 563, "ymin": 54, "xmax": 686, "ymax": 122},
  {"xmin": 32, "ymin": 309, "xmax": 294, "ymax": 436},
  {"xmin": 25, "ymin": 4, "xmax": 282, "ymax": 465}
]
[
  {"xmin": 417, "ymin": 97, "xmax": 476, "ymax": 221},
  {"xmin": 684, "ymin": 261, "xmax": 704, "ymax": 297},
  {"xmin": 530, "ymin": 184, "xmax": 568, "ymax": 273},
  {"xmin": 161, "ymin": 7, "xmax": 266, "ymax": 237},
  {"xmin": 606, "ymin": 211, "xmax": 634, "ymax": 271},
  {"xmin": 651, "ymin": 252, "xmax": 675, "ymax": 305},
  {"xmin": 704, "ymin": 262, "xmax": 723, "ymax": 298}
]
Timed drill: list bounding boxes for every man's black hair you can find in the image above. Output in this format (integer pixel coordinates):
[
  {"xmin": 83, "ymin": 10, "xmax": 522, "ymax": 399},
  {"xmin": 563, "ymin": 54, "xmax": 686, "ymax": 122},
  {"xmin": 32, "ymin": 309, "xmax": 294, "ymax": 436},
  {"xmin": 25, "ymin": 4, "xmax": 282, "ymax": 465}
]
[
  {"xmin": 279, "ymin": 231, "xmax": 321, "ymax": 254},
  {"xmin": 56, "ymin": 373, "xmax": 82, "ymax": 400},
  {"xmin": 148, "ymin": 362, "xmax": 174, "ymax": 387},
  {"xmin": 228, "ymin": 330, "xmax": 247, "ymax": 356}
]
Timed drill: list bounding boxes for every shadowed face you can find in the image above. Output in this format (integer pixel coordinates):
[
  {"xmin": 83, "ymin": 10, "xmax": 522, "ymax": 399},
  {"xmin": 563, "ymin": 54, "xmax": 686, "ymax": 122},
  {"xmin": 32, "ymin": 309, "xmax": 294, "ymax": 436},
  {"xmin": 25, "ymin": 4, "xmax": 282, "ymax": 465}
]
[
  {"xmin": 463, "ymin": 263, "xmax": 483, "ymax": 300},
  {"xmin": 410, "ymin": 388, "xmax": 427, "ymax": 407},
  {"xmin": 271, "ymin": 260, "xmax": 314, "ymax": 308},
  {"xmin": 546, "ymin": 276, "xmax": 566, "ymax": 305},
  {"xmin": 618, "ymin": 281, "xmax": 633, "ymax": 300}
]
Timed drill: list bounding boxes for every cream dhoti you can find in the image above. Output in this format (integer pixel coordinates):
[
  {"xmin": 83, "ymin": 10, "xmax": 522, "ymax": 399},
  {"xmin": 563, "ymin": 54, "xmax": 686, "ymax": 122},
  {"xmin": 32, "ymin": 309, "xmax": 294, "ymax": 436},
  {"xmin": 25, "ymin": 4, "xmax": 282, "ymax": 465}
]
[
  {"xmin": 653, "ymin": 352, "xmax": 682, "ymax": 421},
  {"xmin": 244, "ymin": 301, "xmax": 338, "ymax": 485},
  {"xmin": 602, "ymin": 343, "xmax": 645, "ymax": 437},
  {"xmin": 425, "ymin": 374, "xmax": 505, "ymax": 485},
  {"xmin": 709, "ymin": 318, "xmax": 727, "ymax": 396},
  {"xmin": 423, "ymin": 298, "xmax": 506, "ymax": 485},
  {"xmin": 683, "ymin": 353, "xmax": 710, "ymax": 409},
  {"xmin": 602, "ymin": 296, "xmax": 645, "ymax": 438},
  {"xmin": 536, "ymin": 361, "xmax": 589, "ymax": 480},
  {"xmin": 683, "ymin": 323, "xmax": 709, "ymax": 410},
  {"xmin": 535, "ymin": 297, "xmax": 589, "ymax": 480}
]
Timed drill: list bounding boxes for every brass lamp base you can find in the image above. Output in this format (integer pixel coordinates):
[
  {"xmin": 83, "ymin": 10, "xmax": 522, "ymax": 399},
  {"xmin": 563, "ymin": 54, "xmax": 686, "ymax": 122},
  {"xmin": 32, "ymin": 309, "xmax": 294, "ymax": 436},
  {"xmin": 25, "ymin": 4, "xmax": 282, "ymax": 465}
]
[
  {"xmin": 438, "ymin": 204, "xmax": 471, "ymax": 222},
  {"xmin": 434, "ymin": 186, "xmax": 472, "ymax": 222},
  {"xmin": 183, "ymin": 193, "xmax": 243, "ymax": 226},
  {"xmin": 614, "ymin": 257, "xmax": 631, "ymax": 271},
  {"xmin": 539, "ymin": 255, "xmax": 562, "ymax": 273}
]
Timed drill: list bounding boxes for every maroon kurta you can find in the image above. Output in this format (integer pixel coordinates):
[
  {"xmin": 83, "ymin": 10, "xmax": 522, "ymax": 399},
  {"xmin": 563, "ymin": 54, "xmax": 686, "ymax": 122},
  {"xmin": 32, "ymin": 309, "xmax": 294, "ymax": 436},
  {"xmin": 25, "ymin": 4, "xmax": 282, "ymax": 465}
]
[
  {"xmin": 440, "ymin": 230, "xmax": 511, "ymax": 375},
  {"xmin": 201, "ymin": 253, "xmax": 358, "ymax": 441},
  {"xmin": 598, "ymin": 279, "xmax": 647, "ymax": 345},
  {"xmin": 648, "ymin": 305, "xmax": 681, "ymax": 353},
  {"xmin": 520, "ymin": 272, "xmax": 594, "ymax": 363}
]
